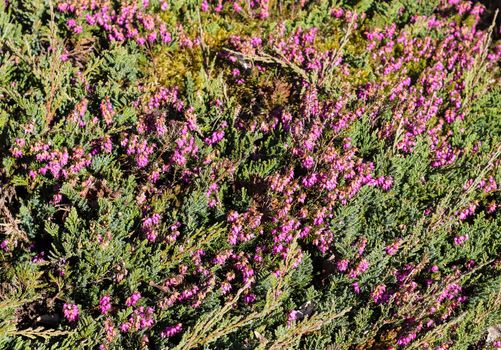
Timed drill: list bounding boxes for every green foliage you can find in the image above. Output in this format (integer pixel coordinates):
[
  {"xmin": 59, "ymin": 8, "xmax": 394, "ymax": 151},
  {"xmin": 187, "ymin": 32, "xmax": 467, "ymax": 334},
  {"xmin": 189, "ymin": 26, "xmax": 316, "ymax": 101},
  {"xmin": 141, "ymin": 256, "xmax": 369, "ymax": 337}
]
[{"xmin": 0, "ymin": 0, "xmax": 500, "ymax": 349}]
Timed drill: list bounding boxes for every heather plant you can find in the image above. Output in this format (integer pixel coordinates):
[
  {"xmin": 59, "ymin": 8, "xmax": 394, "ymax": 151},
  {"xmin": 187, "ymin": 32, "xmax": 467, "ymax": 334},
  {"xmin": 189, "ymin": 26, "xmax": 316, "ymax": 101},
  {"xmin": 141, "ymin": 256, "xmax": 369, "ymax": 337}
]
[{"xmin": 0, "ymin": 0, "xmax": 500, "ymax": 349}]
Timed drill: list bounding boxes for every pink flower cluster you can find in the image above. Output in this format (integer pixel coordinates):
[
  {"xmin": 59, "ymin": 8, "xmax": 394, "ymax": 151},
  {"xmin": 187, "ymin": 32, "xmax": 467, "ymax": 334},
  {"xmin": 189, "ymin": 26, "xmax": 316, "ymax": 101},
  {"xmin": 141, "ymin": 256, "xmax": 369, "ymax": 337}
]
[
  {"xmin": 126, "ymin": 292, "xmax": 141, "ymax": 307},
  {"xmin": 170, "ymin": 125, "xmax": 199, "ymax": 167},
  {"xmin": 99, "ymin": 295, "xmax": 112, "ymax": 314},
  {"xmin": 120, "ymin": 306, "xmax": 155, "ymax": 333},
  {"xmin": 204, "ymin": 121, "xmax": 227, "ymax": 146},
  {"xmin": 453, "ymin": 234, "xmax": 469, "ymax": 246},
  {"xmin": 160, "ymin": 323, "xmax": 182, "ymax": 338},
  {"xmin": 121, "ymin": 134, "xmax": 155, "ymax": 168},
  {"xmin": 24, "ymin": 142, "xmax": 93, "ymax": 180},
  {"xmin": 9, "ymin": 138, "xmax": 25, "ymax": 158},
  {"xmin": 63, "ymin": 303, "xmax": 79, "ymax": 322},
  {"xmin": 348, "ymin": 259, "xmax": 369, "ymax": 279},
  {"xmin": 371, "ymin": 284, "xmax": 388, "ymax": 304},
  {"xmin": 227, "ymin": 209, "xmax": 263, "ymax": 245},
  {"xmin": 456, "ymin": 201, "xmax": 478, "ymax": 221},
  {"xmin": 362, "ymin": 3, "xmax": 500, "ymax": 168},
  {"xmin": 100, "ymin": 97, "xmax": 115, "ymax": 126},
  {"xmin": 388, "ymin": 264, "xmax": 470, "ymax": 348},
  {"xmin": 201, "ymin": 0, "xmax": 272, "ymax": 19},
  {"xmin": 56, "ymin": 0, "xmax": 172, "ymax": 45},
  {"xmin": 141, "ymin": 213, "xmax": 162, "ymax": 241},
  {"xmin": 385, "ymin": 239, "xmax": 401, "ymax": 256}
]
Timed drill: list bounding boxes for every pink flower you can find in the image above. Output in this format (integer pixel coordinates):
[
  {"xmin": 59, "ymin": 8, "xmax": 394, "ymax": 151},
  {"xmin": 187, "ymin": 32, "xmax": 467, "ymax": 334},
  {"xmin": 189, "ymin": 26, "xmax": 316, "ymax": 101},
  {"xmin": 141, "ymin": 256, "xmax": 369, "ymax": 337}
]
[
  {"xmin": 348, "ymin": 259, "xmax": 369, "ymax": 278},
  {"xmin": 437, "ymin": 283, "xmax": 463, "ymax": 303},
  {"xmin": 243, "ymin": 293, "xmax": 256, "ymax": 304},
  {"xmin": 287, "ymin": 310, "xmax": 299, "ymax": 325},
  {"xmin": 120, "ymin": 323, "xmax": 130, "ymax": 333},
  {"xmin": 127, "ymin": 306, "xmax": 155, "ymax": 331},
  {"xmin": 397, "ymin": 332, "xmax": 417, "ymax": 346},
  {"xmin": 220, "ymin": 281, "xmax": 232, "ymax": 295},
  {"xmin": 331, "ymin": 7, "xmax": 344, "ymax": 18},
  {"xmin": 126, "ymin": 292, "xmax": 141, "ymax": 307},
  {"xmin": 63, "ymin": 303, "xmax": 79, "ymax": 322},
  {"xmin": 454, "ymin": 234, "xmax": 468, "ymax": 246},
  {"xmin": 10, "ymin": 148, "xmax": 22, "ymax": 158},
  {"xmin": 385, "ymin": 240, "xmax": 400, "ymax": 256},
  {"xmin": 302, "ymin": 156, "xmax": 314, "ymax": 169},
  {"xmin": 0, "ymin": 240, "xmax": 8, "ymax": 251},
  {"xmin": 201, "ymin": 0, "xmax": 209, "ymax": 12},
  {"xmin": 337, "ymin": 259, "xmax": 349, "ymax": 272},
  {"xmin": 352, "ymin": 282, "xmax": 360, "ymax": 294},
  {"xmin": 50, "ymin": 193, "xmax": 63, "ymax": 204},
  {"xmin": 104, "ymin": 318, "xmax": 115, "ymax": 340},
  {"xmin": 487, "ymin": 201, "xmax": 497, "ymax": 214},
  {"xmin": 160, "ymin": 323, "xmax": 182, "ymax": 338},
  {"xmin": 371, "ymin": 284, "xmax": 388, "ymax": 304},
  {"xmin": 99, "ymin": 295, "xmax": 112, "ymax": 314}
]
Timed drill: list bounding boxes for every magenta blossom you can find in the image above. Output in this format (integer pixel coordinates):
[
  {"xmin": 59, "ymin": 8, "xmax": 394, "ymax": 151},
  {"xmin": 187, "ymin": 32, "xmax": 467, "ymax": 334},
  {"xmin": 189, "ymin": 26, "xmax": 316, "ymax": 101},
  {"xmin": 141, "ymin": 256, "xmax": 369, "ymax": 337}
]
[
  {"xmin": 126, "ymin": 292, "xmax": 141, "ymax": 307},
  {"xmin": 99, "ymin": 295, "xmax": 112, "ymax": 314},
  {"xmin": 63, "ymin": 303, "xmax": 79, "ymax": 322},
  {"xmin": 160, "ymin": 323, "xmax": 182, "ymax": 338}
]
